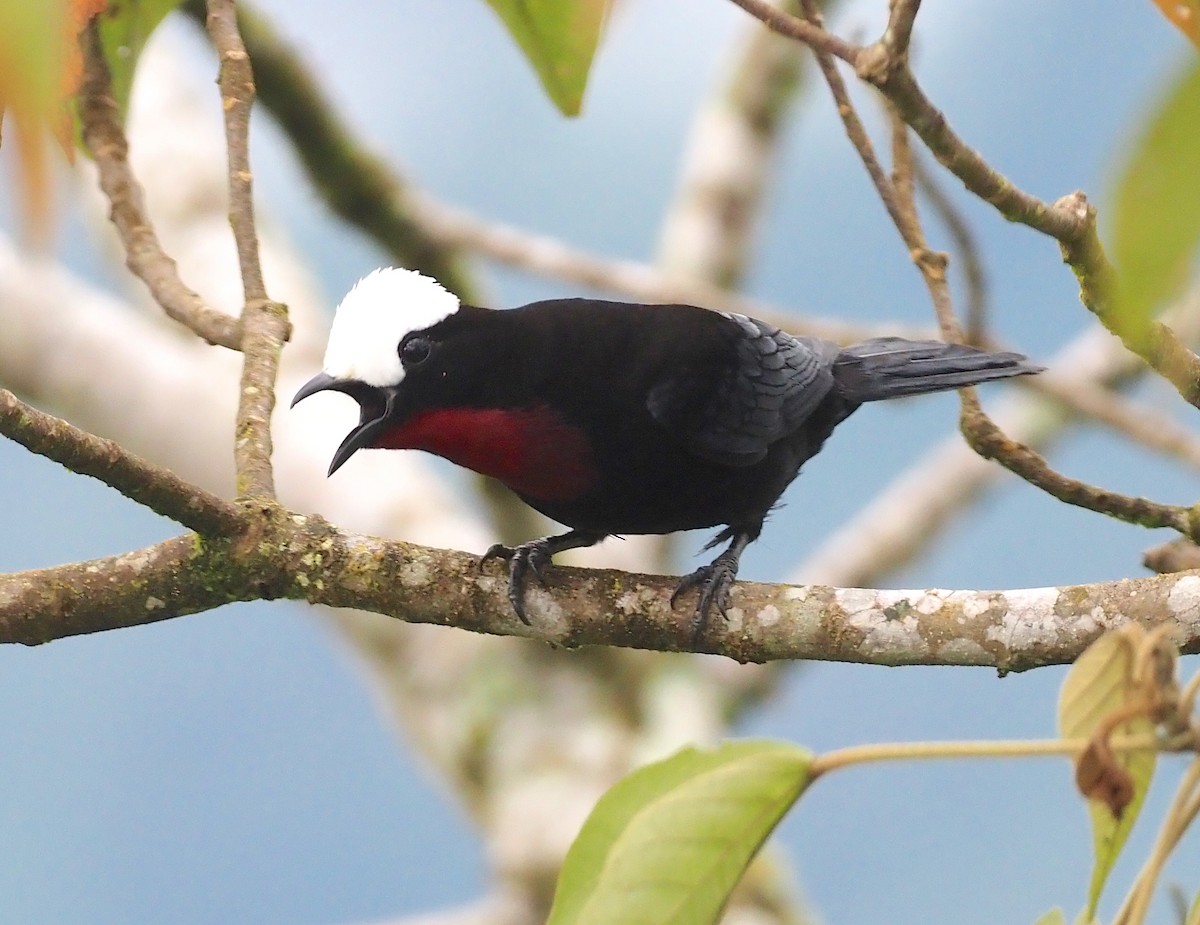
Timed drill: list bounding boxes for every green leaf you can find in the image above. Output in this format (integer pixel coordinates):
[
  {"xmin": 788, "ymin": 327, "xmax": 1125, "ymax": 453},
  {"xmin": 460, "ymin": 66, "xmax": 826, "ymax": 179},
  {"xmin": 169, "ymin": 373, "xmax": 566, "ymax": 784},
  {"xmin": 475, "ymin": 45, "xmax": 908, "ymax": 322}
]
[
  {"xmin": 547, "ymin": 739, "xmax": 812, "ymax": 925},
  {"xmin": 1109, "ymin": 56, "xmax": 1200, "ymax": 335},
  {"xmin": 94, "ymin": 0, "xmax": 183, "ymax": 120},
  {"xmin": 1032, "ymin": 909, "xmax": 1067, "ymax": 925},
  {"xmin": 1187, "ymin": 888, "xmax": 1200, "ymax": 925},
  {"xmin": 481, "ymin": 0, "xmax": 611, "ymax": 116},
  {"xmin": 1057, "ymin": 627, "xmax": 1157, "ymax": 921}
]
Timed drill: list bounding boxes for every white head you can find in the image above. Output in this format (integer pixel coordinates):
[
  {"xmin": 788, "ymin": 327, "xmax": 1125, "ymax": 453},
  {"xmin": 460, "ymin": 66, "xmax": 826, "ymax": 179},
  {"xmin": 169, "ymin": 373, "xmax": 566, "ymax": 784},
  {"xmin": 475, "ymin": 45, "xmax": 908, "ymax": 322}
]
[{"xmin": 321, "ymin": 267, "xmax": 460, "ymax": 387}]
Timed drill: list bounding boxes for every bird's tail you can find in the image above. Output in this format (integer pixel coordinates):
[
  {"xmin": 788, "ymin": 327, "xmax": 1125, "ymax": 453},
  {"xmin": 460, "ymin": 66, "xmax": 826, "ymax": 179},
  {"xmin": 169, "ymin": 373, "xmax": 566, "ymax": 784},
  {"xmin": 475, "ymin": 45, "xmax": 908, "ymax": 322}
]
[{"xmin": 833, "ymin": 337, "xmax": 1043, "ymax": 403}]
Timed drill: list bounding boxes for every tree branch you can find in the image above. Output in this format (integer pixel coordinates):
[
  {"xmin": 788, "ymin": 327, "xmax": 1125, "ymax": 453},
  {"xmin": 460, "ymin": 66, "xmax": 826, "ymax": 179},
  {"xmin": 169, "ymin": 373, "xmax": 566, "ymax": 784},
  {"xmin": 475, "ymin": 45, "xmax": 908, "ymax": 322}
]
[
  {"xmin": 727, "ymin": 0, "xmax": 1200, "ymax": 408},
  {"xmin": 804, "ymin": 28, "xmax": 1199, "ymax": 542},
  {"xmin": 1054, "ymin": 192, "xmax": 1200, "ymax": 410},
  {"xmin": 181, "ymin": 0, "xmax": 480, "ymax": 302},
  {"xmin": 724, "ymin": 0, "xmax": 858, "ymax": 63},
  {"xmin": 76, "ymin": 22, "xmax": 243, "ymax": 350},
  {"xmin": 2, "ymin": 511, "xmax": 1198, "ymax": 673},
  {"xmin": 0, "ymin": 390, "xmax": 243, "ymax": 536},
  {"xmin": 204, "ymin": 0, "xmax": 290, "ymax": 499},
  {"xmin": 184, "ymin": 0, "xmax": 937, "ymax": 346}
]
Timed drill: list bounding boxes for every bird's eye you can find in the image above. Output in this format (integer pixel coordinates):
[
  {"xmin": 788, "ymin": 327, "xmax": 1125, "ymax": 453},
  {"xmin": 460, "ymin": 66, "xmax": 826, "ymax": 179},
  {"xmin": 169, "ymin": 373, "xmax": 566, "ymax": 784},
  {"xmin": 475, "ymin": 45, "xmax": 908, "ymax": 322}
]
[{"xmin": 400, "ymin": 336, "xmax": 432, "ymax": 367}]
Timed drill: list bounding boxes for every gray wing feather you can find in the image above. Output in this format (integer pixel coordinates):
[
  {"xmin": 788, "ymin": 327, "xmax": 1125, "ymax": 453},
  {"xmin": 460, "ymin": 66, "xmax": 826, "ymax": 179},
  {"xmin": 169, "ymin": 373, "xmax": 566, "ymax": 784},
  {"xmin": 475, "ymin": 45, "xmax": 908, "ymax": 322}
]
[{"xmin": 648, "ymin": 313, "xmax": 838, "ymax": 466}]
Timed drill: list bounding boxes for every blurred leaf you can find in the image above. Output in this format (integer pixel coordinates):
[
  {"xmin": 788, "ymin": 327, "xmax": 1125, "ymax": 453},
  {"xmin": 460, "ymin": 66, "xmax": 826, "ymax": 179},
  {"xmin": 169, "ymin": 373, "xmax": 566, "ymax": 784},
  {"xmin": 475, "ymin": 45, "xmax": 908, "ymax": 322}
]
[
  {"xmin": 0, "ymin": 0, "xmax": 76, "ymax": 235},
  {"xmin": 481, "ymin": 0, "xmax": 611, "ymax": 116},
  {"xmin": 1185, "ymin": 887, "xmax": 1200, "ymax": 925},
  {"xmin": 1109, "ymin": 57, "xmax": 1200, "ymax": 337},
  {"xmin": 1032, "ymin": 909, "xmax": 1067, "ymax": 925},
  {"xmin": 547, "ymin": 739, "xmax": 812, "ymax": 925},
  {"xmin": 1058, "ymin": 627, "xmax": 1157, "ymax": 921},
  {"xmin": 92, "ymin": 0, "xmax": 183, "ymax": 121},
  {"xmin": 1150, "ymin": 0, "xmax": 1200, "ymax": 45}
]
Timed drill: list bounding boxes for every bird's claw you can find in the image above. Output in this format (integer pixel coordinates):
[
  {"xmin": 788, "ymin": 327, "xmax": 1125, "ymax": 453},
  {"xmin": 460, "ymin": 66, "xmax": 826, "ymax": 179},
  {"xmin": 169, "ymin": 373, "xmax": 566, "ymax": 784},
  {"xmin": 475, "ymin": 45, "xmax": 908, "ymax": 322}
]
[
  {"xmin": 480, "ymin": 541, "xmax": 553, "ymax": 625},
  {"xmin": 671, "ymin": 556, "xmax": 738, "ymax": 644}
]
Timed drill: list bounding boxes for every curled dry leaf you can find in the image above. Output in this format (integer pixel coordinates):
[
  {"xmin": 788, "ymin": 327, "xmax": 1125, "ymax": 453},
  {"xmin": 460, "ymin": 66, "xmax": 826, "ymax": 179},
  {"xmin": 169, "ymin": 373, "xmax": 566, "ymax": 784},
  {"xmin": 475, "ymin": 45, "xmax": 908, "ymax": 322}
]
[
  {"xmin": 1075, "ymin": 734, "xmax": 1136, "ymax": 819},
  {"xmin": 1058, "ymin": 624, "xmax": 1161, "ymax": 918}
]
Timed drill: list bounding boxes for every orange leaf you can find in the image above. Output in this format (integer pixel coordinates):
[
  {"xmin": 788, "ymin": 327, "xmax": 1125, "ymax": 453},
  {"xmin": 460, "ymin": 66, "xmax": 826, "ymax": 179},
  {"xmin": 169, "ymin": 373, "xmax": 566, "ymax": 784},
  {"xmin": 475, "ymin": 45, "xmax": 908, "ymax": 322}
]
[
  {"xmin": 0, "ymin": 0, "xmax": 106, "ymax": 237},
  {"xmin": 1152, "ymin": 0, "xmax": 1200, "ymax": 46}
]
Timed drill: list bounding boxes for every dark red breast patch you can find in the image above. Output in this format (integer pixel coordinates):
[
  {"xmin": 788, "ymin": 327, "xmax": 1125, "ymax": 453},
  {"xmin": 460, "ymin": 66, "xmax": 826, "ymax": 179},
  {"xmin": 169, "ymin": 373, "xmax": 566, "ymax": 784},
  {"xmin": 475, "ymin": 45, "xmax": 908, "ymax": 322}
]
[{"xmin": 373, "ymin": 404, "xmax": 597, "ymax": 502}]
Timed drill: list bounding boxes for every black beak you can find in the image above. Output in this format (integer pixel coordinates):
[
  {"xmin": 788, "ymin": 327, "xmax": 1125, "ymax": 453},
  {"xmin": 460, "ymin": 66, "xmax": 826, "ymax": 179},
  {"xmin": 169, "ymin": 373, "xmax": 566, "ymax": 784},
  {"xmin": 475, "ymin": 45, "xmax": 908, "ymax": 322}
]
[{"xmin": 291, "ymin": 372, "xmax": 398, "ymax": 476}]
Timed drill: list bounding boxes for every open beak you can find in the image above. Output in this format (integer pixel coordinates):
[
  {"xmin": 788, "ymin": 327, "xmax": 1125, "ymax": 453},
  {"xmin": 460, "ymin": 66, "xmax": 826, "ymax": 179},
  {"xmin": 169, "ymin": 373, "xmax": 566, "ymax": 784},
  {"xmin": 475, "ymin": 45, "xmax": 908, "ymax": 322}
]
[{"xmin": 292, "ymin": 372, "xmax": 398, "ymax": 475}]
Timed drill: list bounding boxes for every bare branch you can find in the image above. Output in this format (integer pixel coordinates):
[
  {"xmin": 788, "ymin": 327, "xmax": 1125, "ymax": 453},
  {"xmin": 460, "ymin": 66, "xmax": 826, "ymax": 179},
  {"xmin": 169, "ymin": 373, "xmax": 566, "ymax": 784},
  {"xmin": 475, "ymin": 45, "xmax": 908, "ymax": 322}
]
[
  {"xmin": 796, "ymin": 297, "xmax": 1200, "ymax": 588},
  {"xmin": 1055, "ymin": 192, "xmax": 1200, "ymax": 410},
  {"xmin": 724, "ymin": 0, "xmax": 858, "ymax": 63},
  {"xmin": 2, "ymin": 512, "xmax": 1198, "ymax": 674},
  {"xmin": 186, "ymin": 0, "xmax": 934, "ymax": 345},
  {"xmin": 181, "ymin": 0, "xmax": 479, "ymax": 301},
  {"xmin": 0, "ymin": 390, "xmax": 243, "ymax": 535},
  {"xmin": 959, "ymin": 402, "xmax": 1194, "ymax": 534},
  {"xmin": 76, "ymin": 22, "xmax": 242, "ymax": 349},
  {"xmin": 845, "ymin": 56, "xmax": 1200, "ymax": 541},
  {"xmin": 205, "ymin": 0, "xmax": 291, "ymax": 499},
  {"xmin": 728, "ymin": 0, "xmax": 1200, "ymax": 408},
  {"xmin": 881, "ymin": 0, "xmax": 921, "ymax": 63},
  {"xmin": 910, "ymin": 153, "xmax": 989, "ymax": 344},
  {"xmin": 410, "ymin": 192, "xmax": 925, "ymax": 342}
]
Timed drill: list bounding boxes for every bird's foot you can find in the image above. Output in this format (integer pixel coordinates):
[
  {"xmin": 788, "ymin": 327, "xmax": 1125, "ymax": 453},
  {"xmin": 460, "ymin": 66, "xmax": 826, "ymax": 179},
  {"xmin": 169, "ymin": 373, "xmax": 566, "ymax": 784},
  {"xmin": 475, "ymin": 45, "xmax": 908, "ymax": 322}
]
[
  {"xmin": 480, "ymin": 540, "xmax": 556, "ymax": 625},
  {"xmin": 671, "ymin": 550, "xmax": 741, "ymax": 644}
]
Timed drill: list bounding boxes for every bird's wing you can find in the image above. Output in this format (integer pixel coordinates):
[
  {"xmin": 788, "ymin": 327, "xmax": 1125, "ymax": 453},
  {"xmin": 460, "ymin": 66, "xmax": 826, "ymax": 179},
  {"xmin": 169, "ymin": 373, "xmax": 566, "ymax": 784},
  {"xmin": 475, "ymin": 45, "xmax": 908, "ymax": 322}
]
[{"xmin": 647, "ymin": 313, "xmax": 838, "ymax": 466}]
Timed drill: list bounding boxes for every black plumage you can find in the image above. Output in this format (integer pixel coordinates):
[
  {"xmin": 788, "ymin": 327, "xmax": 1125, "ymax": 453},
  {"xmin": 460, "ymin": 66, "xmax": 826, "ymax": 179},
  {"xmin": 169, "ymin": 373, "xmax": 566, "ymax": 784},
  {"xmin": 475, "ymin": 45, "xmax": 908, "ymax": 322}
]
[{"xmin": 294, "ymin": 292, "xmax": 1043, "ymax": 637}]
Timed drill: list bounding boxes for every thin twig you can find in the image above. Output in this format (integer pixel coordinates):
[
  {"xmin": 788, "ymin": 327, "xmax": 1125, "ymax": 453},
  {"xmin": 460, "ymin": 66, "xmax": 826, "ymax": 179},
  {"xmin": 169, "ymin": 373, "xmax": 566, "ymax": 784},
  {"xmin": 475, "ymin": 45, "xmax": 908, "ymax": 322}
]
[
  {"xmin": 1055, "ymin": 192, "xmax": 1200, "ymax": 410},
  {"xmin": 0, "ymin": 390, "xmax": 244, "ymax": 536},
  {"xmin": 881, "ymin": 0, "xmax": 921, "ymax": 63},
  {"xmin": 410, "ymin": 192, "xmax": 921, "ymax": 342},
  {"xmin": 887, "ymin": 107, "xmax": 1197, "ymax": 537},
  {"xmin": 729, "ymin": 0, "xmax": 1200, "ymax": 405},
  {"xmin": 795, "ymin": 297, "xmax": 1200, "ymax": 588},
  {"xmin": 76, "ymin": 22, "xmax": 242, "ymax": 349},
  {"xmin": 724, "ymin": 0, "xmax": 858, "ymax": 63},
  {"xmin": 798, "ymin": 0, "xmax": 921, "ymax": 256},
  {"xmin": 181, "ymin": 0, "xmax": 478, "ymax": 301},
  {"xmin": 205, "ymin": 0, "xmax": 290, "ymax": 499},
  {"xmin": 184, "ymin": 2, "xmax": 927, "ymax": 345},
  {"xmin": 910, "ymin": 154, "xmax": 989, "ymax": 343}
]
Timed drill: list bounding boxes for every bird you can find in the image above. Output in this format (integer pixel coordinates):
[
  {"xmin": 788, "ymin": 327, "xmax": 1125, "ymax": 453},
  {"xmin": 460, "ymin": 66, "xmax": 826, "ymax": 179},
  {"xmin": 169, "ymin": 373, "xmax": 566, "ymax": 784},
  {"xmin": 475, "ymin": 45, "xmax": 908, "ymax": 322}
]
[{"xmin": 292, "ymin": 267, "xmax": 1043, "ymax": 638}]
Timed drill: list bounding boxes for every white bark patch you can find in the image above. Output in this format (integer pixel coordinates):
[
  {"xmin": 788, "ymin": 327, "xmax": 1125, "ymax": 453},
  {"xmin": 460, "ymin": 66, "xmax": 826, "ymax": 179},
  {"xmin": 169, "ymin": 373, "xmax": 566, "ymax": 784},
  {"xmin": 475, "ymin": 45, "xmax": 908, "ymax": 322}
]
[
  {"xmin": 839, "ymin": 588, "xmax": 924, "ymax": 657},
  {"xmin": 615, "ymin": 587, "xmax": 658, "ymax": 615},
  {"xmin": 400, "ymin": 560, "xmax": 432, "ymax": 588},
  {"xmin": 1168, "ymin": 575, "xmax": 1200, "ymax": 622},
  {"xmin": 962, "ymin": 595, "xmax": 993, "ymax": 619},
  {"xmin": 144, "ymin": 596, "xmax": 165, "ymax": 610},
  {"xmin": 985, "ymin": 586, "xmax": 1061, "ymax": 649},
  {"xmin": 914, "ymin": 590, "xmax": 949, "ymax": 615},
  {"xmin": 525, "ymin": 588, "xmax": 565, "ymax": 631},
  {"xmin": 723, "ymin": 608, "xmax": 745, "ymax": 632},
  {"xmin": 756, "ymin": 604, "xmax": 781, "ymax": 627}
]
